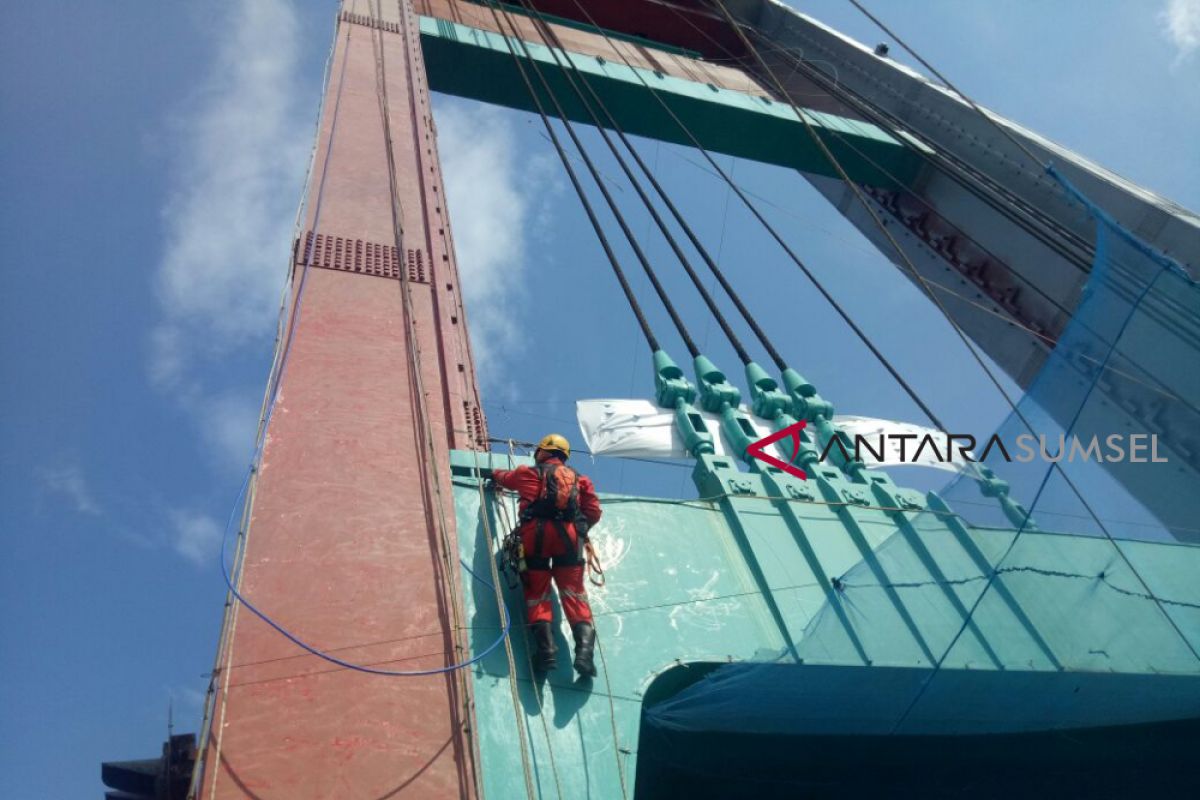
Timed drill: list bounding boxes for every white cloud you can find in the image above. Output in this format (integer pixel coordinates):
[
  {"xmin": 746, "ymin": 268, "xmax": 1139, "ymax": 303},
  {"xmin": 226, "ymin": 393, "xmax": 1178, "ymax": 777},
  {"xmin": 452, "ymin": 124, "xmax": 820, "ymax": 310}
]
[
  {"xmin": 171, "ymin": 509, "xmax": 224, "ymax": 567},
  {"xmin": 37, "ymin": 465, "xmax": 102, "ymax": 516},
  {"xmin": 436, "ymin": 100, "xmax": 559, "ymax": 391},
  {"xmin": 1160, "ymin": 0, "xmax": 1200, "ymax": 63},
  {"xmin": 198, "ymin": 389, "xmax": 263, "ymax": 469},
  {"xmin": 151, "ymin": 0, "xmax": 309, "ymax": 458},
  {"xmin": 153, "ymin": 5, "xmax": 556, "ymax": 459}
]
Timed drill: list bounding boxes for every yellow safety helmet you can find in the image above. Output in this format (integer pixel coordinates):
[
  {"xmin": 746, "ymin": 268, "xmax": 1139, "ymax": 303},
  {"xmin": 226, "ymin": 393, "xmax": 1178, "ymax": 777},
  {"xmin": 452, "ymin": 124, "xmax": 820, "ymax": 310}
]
[{"xmin": 536, "ymin": 433, "xmax": 571, "ymax": 459}]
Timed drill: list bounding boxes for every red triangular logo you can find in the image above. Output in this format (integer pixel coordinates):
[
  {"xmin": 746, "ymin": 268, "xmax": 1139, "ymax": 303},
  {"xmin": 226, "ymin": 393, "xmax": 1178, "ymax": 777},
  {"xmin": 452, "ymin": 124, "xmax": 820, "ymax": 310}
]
[{"xmin": 745, "ymin": 420, "xmax": 808, "ymax": 480}]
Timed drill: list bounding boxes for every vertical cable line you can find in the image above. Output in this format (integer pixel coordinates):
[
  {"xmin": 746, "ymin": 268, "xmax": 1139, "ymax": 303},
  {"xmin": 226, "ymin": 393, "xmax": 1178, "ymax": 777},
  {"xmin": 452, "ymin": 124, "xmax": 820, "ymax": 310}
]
[
  {"xmin": 496, "ymin": 446, "xmax": 570, "ymax": 800},
  {"xmin": 368, "ymin": 6, "xmax": 478, "ymax": 791},
  {"xmin": 564, "ymin": 0, "xmax": 946, "ymax": 431},
  {"xmin": 515, "ymin": 0, "xmax": 756, "ymax": 365},
  {"xmin": 471, "ymin": 450, "xmax": 539, "ymax": 800},
  {"xmin": 483, "ymin": 0, "xmax": 701, "ymax": 357}
]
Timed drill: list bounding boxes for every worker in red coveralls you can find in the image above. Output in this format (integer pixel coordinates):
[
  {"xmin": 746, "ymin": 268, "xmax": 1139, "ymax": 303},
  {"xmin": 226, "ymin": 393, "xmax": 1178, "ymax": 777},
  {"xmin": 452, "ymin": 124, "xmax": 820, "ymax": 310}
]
[{"xmin": 491, "ymin": 434, "xmax": 602, "ymax": 677}]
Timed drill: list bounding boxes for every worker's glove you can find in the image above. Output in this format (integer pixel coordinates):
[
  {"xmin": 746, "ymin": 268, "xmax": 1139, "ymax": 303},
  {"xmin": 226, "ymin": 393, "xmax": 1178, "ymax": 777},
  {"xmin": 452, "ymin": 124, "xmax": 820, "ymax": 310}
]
[
  {"xmin": 575, "ymin": 519, "xmax": 591, "ymax": 541},
  {"xmin": 484, "ymin": 478, "xmax": 497, "ymax": 492}
]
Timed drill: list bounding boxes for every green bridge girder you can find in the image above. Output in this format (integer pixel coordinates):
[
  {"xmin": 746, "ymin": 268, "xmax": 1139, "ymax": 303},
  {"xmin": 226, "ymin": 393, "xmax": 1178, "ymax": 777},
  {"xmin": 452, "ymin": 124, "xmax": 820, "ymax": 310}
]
[
  {"xmin": 450, "ymin": 450, "xmax": 1200, "ymax": 798},
  {"xmin": 419, "ymin": 16, "xmax": 924, "ymax": 189}
]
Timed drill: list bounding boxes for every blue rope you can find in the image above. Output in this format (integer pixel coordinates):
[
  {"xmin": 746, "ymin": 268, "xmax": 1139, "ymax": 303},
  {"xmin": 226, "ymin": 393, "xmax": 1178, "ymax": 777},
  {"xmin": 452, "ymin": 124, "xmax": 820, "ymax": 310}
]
[
  {"xmin": 220, "ymin": 466, "xmax": 511, "ymax": 676},
  {"xmin": 214, "ymin": 21, "xmax": 510, "ymax": 678}
]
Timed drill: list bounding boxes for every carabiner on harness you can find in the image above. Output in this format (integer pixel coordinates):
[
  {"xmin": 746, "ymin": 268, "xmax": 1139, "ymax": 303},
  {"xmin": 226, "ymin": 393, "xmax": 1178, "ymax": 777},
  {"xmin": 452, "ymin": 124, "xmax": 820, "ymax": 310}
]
[{"xmin": 500, "ymin": 529, "xmax": 526, "ymax": 589}]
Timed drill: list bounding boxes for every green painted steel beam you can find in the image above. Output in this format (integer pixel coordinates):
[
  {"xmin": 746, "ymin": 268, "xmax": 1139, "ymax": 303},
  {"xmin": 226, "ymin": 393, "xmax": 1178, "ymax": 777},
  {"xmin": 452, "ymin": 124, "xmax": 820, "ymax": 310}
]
[{"xmin": 419, "ymin": 16, "xmax": 924, "ymax": 188}]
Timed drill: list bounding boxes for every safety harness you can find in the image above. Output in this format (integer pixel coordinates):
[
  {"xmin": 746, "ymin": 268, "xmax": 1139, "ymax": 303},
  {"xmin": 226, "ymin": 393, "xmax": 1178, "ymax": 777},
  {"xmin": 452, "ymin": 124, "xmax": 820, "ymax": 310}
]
[
  {"xmin": 500, "ymin": 462, "xmax": 606, "ymax": 585},
  {"xmin": 521, "ymin": 463, "xmax": 580, "ymax": 557}
]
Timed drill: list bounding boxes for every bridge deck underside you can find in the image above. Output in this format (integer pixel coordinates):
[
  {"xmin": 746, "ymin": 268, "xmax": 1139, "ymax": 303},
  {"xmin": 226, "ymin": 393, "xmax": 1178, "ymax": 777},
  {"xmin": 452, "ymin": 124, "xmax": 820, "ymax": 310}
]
[{"xmin": 416, "ymin": 11, "xmax": 922, "ymax": 187}]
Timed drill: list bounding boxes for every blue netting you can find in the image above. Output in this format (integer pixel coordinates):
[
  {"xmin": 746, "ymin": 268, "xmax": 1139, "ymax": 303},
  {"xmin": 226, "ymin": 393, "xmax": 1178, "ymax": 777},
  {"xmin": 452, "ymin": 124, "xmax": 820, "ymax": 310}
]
[{"xmin": 934, "ymin": 165, "xmax": 1200, "ymax": 545}]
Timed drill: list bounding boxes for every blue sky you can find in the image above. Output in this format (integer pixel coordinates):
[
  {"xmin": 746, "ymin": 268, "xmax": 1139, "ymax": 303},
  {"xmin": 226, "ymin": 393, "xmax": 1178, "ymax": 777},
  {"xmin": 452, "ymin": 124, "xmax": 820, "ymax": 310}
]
[{"xmin": 2, "ymin": 1, "xmax": 1198, "ymax": 795}]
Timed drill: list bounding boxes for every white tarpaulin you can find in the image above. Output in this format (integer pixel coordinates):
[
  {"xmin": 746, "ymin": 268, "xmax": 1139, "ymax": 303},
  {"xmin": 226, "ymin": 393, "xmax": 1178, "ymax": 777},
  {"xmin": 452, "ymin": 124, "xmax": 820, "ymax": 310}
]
[
  {"xmin": 575, "ymin": 398, "xmax": 770, "ymax": 460},
  {"xmin": 576, "ymin": 399, "xmax": 975, "ymax": 474}
]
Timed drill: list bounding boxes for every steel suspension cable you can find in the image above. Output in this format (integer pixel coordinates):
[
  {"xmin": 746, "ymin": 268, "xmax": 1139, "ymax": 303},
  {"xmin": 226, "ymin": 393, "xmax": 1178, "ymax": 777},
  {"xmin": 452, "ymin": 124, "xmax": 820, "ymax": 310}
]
[
  {"xmin": 763, "ymin": 50, "xmax": 1092, "ymax": 299},
  {"xmin": 845, "ymin": 0, "xmax": 1049, "ymax": 173},
  {"xmin": 719, "ymin": 44, "xmax": 1199, "ymax": 414},
  {"xmin": 565, "ymin": 0, "xmax": 946, "ymax": 429},
  {"xmin": 704, "ymin": 0, "xmax": 1143, "ymax": 528},
  {"xmin": 670, "ymin": 1, "xmax": 1094, "ymax": 273},
  {"xmin": 483, "ymin": 0, "xmax": 701, "ymax": 356},
  {"xmin": 471, "ymin": 3, "xmax": 661, "ymax": 352},
  {"xmin": 648, "ymin": 2, "xmax": 1198, "ymax": 424},
  {"xmin": 515, "ymin": 0, "xmax": 755, "ymax": 365},
  {"xmin": 809, "ymin": 57, "xmax": 1092, "ymax": 272}
]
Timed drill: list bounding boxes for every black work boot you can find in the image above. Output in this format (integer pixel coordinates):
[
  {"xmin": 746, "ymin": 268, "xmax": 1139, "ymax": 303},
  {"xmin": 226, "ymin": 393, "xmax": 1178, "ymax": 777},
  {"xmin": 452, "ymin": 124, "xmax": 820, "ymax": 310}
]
[
  {"xmin": 571, "ymin": 622, "xmax": 597, "ymax": 678},
  {"xmin": 530, "ymin": 622, "xmax": 557, "ymax": 673}
]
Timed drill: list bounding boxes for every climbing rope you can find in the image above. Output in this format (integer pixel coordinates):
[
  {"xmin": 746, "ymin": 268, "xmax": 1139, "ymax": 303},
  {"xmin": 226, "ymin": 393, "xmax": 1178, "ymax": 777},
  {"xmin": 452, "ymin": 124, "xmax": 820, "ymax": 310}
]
[
  {"xmin": 593, "ymin": 632, "xmax": 630, "ymax": 799},
  {"xmin": 492, "ymin": 445, "xmax": 567, "ymax": 800},
  {"xmin": 471, "ymin": 448, "xmax": 539, "ymax": 800},
  {"xmin": 584, "ymin": 542, "xmax": 606, "ymax": 588},
  {"xmin": 217, "ymin": 465, "xmax": 511, "ymax": 676},
  {"xmin": 499, "ymin": 439, "xmax": 628, "ymax": 800}
]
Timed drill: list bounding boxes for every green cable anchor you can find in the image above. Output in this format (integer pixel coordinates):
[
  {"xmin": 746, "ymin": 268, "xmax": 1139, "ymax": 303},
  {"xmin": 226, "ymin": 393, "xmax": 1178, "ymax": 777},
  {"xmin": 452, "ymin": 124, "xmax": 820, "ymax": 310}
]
[
  {"xmin": 976, "ymin": 464, "xmax": 1038, "ymax": 531},
  {"xmin": 693, "ymin": 354, "xmax": 740, "ymax": 413},
  {"xmin": 745, "ymin": 361, "xmax": 790, "ymax": 420},
  {"xmin": 693, "ymin": 354, "xmax": 765, "ymax": 464},
  {"xmin": 746, "ymin": 361, "xmax": 820, "ymax": 470},
  {"xmin": 781, "ymin": 367, "xmax": 870, "ymax": 482},
  {"xmin": 654, "ymin": 350, "xmax": 713, "ymax": 457}
]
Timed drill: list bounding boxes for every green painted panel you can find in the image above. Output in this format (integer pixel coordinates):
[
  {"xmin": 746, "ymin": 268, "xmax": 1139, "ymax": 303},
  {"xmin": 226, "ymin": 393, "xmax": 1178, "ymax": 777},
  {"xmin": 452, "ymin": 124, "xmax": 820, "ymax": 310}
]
[
  {"xmin": 448, "ymin": 450, "xmax": 1200, "ymax": 797},
  {"xmin": 419, "ymin": 17, "xmax": 924, "ymax": 188}
]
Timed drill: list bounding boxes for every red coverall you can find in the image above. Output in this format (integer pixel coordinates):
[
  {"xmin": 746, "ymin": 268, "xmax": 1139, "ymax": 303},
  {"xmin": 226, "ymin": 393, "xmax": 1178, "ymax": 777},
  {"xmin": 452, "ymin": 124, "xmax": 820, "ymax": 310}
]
[{"xmin": 492, "ymin": 458, "xmax": 602, "ymax": 625}]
